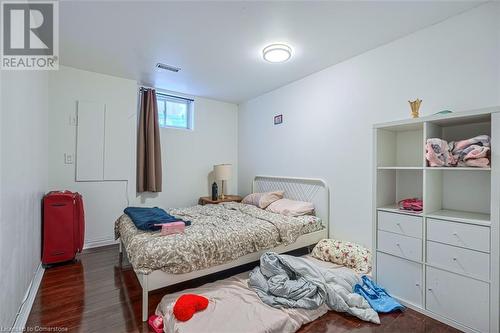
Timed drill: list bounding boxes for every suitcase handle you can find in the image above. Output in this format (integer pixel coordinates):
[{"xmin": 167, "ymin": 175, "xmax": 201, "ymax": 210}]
[{"xmin": 50, "ymin": 203, "xmax": 67, "ymax": 207}]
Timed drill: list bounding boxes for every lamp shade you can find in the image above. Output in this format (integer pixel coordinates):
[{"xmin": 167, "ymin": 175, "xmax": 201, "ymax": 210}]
[{"xmin": 214, "ymin": 164, "xmax": 232, "ymax": 181}]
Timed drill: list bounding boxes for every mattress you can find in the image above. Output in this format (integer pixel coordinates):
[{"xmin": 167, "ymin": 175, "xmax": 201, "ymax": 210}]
[
  {"xmin": 155, "ymin": 255, "xmax": 356, "ymax": 333},
  {"xmin": 115, "ymin": 202, "xmax": 324, "ymax": 274}
]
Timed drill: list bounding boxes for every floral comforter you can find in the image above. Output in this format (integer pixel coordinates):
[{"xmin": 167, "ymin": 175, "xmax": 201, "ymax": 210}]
[{"xmin": 114, "ymin": 202, "xmax": 324, "ymax": 274}]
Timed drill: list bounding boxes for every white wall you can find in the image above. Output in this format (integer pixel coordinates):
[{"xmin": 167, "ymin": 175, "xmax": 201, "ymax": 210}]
[
  {"xmin": 49, "ymin": 66, "xmax": 238, "ymax": 248},
  {"xmin": 0, "ymin": 71, "xmax": 49, "ymax": 328},
  {"xmin": 238, "ymin": 3, "xmax": 500, "ymax": 247},
  {"xmin": 49, "ymin": 66, "xmax": 137, "ymax": 248}
]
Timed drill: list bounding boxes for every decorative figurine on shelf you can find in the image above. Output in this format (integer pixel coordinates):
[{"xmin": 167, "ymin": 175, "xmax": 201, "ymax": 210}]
[
  {"xmin": 409, "ymin": 99, "xmax": 422, "ymax": 118},
  {"xmin": 211, "ymin": 182, "xmax": 218, "ymax": 201}
]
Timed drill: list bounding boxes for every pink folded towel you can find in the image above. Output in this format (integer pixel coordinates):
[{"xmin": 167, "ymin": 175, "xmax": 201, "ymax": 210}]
[
  {"xmin": 426, "ymin": 138, "xmax": 454, "ymax": 167},
  {"xmin": 155, "ymin": 222, "xmax": 186, "ymax": 235},
  {"xmin": 459, "ymin": 158, "xmax": 490, "ymax": 168},
  {"xmin": 451, "ymin": 135, "xmax": 490, "ymax": 152},
  {"xmin": 463, "ymin": 145, "xmax": 490, "ymax": 161},
  {"xmin": 427, "ymin": 135, "xmax": 491, "ymax": 168}
]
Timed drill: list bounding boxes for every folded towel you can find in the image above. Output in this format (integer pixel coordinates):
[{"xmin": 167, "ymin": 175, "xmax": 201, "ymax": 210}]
[
  {"xmin": 458, "ymin": 157, "xmax": 490, "ymax": 168},
  {"xmin": 124, "ymin": 207, "xmax": 191, "ymax": 231},
  {"xmin": 426, "ymin": 138, "xmax": 454, "ymax": 167},
  {"xmin": 450, "ymin": 135, "xmax": 490, "ymax": 152},
  {"xmin": 427, "ymin": 135, "xmax": 491, "ymax": 168},
  {"xmin": 462, "ymin": 145, "xmax": 490, "ymax": 161}
]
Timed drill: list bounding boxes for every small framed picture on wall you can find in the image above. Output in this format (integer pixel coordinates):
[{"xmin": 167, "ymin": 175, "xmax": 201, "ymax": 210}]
[{"xmin": 274, "ymin": 114, "xmax": 283, "ymax": 125}]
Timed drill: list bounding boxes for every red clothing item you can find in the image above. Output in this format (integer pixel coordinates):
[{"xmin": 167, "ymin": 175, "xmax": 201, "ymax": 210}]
[{"xmin": 173, "ymin": 294, "xmax": 209, "ymax": 321}]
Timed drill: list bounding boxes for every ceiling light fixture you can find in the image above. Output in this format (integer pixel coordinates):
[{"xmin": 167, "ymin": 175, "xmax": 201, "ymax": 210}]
[
  {"xmin": 262, "ymin": 44, "xmax": 292, "ymax": 63},
  {"xmin": 155, "ymin": 62, "xmax": 181, "ymax": 72}
]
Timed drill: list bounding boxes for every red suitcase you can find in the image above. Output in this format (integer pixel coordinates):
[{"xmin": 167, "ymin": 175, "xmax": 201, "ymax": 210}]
[{"xmin": 42, "ymin": 191, "xmax": 85, "ymax": 266}]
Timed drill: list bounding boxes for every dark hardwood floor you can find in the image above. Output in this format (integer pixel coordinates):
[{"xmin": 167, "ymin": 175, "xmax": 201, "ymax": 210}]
[{"xmin": 26, "ymin": 245, "xmax": 461, "ymax": 333}]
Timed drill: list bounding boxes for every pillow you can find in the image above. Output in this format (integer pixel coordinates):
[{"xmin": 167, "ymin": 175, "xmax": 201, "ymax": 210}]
[
  {"xmin": 311, "ymin": 239, "xmax": 372, "ymax": 274},
  {"xmin": 265, "ymin": 198, "xmax": 314, "ymax": 216},
  {"xmin": 241, "ymin": 191, "xmax": 284, "ymax": 209}
]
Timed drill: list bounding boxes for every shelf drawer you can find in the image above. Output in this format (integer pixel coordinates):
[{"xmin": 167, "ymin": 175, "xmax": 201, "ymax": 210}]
[
  {"xmin": 427, "ymin": 241, "xmax": 490, "ymax": 281},
  {"xmin": 377, "ymin": 252, "xmax": 422, "ymax": 307},
  {"xmin": 378, "ymin": 211, "xmax": 422, "ymax": 239},
  {"xmin": 427, "ymin": 218, "xmax": 490, "ymax": 253},
  {"xmin": 426, "ymin": 267, "xmax": 489, "ymax": 332},
  {"xmin": 378, "ymin": 230, "xmax": 422, "ymax": 262}
]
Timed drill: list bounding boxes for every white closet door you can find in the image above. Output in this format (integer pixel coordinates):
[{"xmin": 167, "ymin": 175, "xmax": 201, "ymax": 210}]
[
  {"xmin": 376, "ymin": 252, "xmax": 423, "ymax": 307},
  {"xmin": 76, "ymin": 101, "xmax": 105, "ymax": 181},
  {"xmin": 426, "ymin": 267, "xmax": 489, "ymax": 333},
  {"xmin": 103, "ymin": 103, "xmax": 132, "ymax": 180}
]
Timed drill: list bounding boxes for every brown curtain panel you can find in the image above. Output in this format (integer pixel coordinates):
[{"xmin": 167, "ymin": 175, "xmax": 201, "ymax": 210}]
[{"xmin": 137, "ymin": 89, "xmax": 162, "ymax": 192}]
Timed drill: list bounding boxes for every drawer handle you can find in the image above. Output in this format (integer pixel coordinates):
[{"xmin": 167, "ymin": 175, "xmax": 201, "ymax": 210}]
[
  {"xmin": 428, "ymin": 288, "xmax": 433, "ymax": 292},
  {"xmin": 452, "ymin": 257, "xmax": 466, "ymax": 271},
  {"xmin": 452, "ymin": 232, "xmax": 465, "ymax": 244},
  {"xmin": 415, "ymin": 283, "xmax": 420, "ymax": 287}
]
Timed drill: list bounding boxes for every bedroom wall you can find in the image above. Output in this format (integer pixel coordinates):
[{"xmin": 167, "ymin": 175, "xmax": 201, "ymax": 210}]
[
  {"xmin": 238, "ymin": 3, "xmax": 500, "ymax": 247},
  {"xmin": 0, "ymin": 71, "xmax": 49, "ymax": 328},
  {"xmin": 48, "ymin": 66, "xmax": 238, "ymax": 248}
]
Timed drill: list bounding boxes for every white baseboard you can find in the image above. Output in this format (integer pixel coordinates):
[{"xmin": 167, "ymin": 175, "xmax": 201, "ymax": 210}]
[
  {"xmin": 395, "ymin": 297, "xmax": 477, "ymax": 333},
  {"xmin": 83, "ymin": 238, "xmax": 118, "ymax": 250},
  {"xmin": 11, "ymin": 263, "xmax": 44, "ymax": 333}
]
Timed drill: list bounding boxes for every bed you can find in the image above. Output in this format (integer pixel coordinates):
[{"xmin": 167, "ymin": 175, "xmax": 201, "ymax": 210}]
[
  {"xmin": 156, "ymin": 255, "xmax": 367, "ymax": 333},
  {"xmin": 116, "ymin": 176, "xmax": 330, "ymax": 321}
]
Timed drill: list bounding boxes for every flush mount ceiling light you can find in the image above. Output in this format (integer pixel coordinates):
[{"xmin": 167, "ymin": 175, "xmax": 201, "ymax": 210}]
[{"xmin": 262, "ymin": 44, "xmax": 292, "ymax": 63}]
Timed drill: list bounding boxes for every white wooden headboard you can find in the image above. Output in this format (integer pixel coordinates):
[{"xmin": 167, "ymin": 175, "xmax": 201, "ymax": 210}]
[{"xmin": 252, "ymin": 175, "xmax": 330, "ymax": 233}]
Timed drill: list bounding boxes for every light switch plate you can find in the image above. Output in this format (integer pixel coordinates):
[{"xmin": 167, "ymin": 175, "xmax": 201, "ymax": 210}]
[{"xmin": 64, "ymin": 153, "xmax": 74, "ymax": 164}]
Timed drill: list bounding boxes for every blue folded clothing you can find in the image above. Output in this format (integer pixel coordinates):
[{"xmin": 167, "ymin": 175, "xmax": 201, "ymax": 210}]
[
  {"xmin": 354, "ymin": 275, "xmax": 404, "ymax": 313},
  {"xmin": 124, "ymin": 207, "xmax": 191, "ymax": 231}
]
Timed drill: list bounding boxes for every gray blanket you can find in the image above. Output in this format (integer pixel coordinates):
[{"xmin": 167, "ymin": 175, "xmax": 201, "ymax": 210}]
[{"xmin": 249, "ymin": 252, "xmax": 380, "ymax": 324}]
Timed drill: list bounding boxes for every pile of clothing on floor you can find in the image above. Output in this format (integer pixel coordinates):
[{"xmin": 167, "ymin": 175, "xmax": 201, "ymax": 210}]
[{"xmin": 426, "ymin": 134, "xmax": 490, "ymax": 168}]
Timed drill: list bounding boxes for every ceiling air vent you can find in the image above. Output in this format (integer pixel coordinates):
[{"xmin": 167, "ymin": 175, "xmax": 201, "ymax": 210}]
[{"xmin": 155, "ymin": 63, "xmax": 181, "ymax": 73}]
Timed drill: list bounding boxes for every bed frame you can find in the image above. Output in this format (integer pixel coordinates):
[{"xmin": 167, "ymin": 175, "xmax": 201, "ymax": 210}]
[{"xmin": 119, "ymin": 175, "xmax": 330, "ymax": 321}]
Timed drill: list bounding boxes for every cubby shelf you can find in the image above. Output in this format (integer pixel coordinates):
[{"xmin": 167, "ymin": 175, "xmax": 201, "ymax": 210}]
[
  {"xmin": 425, "ymin": 167, "xmax": 491, "ymax": 171},
  {"xmin": 377, "ymin": 166, "xmax": 423, "ymax": 170},
  {"xmin": 376, "ymin": 206, "xmax": 489, "ymax": 225},
  {"xmin": 377, "ymin": 204, "xmax": 423, "ymax": 216},
  {"xmin": 373, "ymin": 107, "xmax": 499, "ymax": 333},
  {"xmin": 378, "ymin": 166, "xmax": 491, "ymax": 172},
  {"xmin": 426, "ymin": 209, "xmax": 490, "ymax": 226}
]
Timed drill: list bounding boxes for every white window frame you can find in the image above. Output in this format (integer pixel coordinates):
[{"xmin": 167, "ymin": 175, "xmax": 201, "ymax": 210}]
[{"xmin": 156, "ymin": 93, "xmax": 194, "ymax": 130}]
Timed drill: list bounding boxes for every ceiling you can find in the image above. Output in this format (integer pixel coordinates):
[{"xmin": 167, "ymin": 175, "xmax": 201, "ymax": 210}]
[{"xmin": 59, "ymin": 1, "xmax": 483, "ymax": 103}]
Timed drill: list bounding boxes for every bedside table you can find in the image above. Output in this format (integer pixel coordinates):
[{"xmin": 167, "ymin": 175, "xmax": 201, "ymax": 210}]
[{"xmin": 198, "ymin": 195, "xmax": 243, "ymax": 205}]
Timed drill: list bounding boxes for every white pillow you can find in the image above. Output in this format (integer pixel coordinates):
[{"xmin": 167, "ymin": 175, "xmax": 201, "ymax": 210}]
[
  {"xmin": 265, "ymin": 198, "xmax": 314, "ymax": 216},
  {"xmin": 241, "ymin": 191, "xmax": 284, "ymax": 209}
]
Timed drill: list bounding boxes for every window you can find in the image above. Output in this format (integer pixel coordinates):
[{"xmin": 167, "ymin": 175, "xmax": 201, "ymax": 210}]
[{"xmin": 156, "ymin": 93, "xmax": 193, "ymax": 129}]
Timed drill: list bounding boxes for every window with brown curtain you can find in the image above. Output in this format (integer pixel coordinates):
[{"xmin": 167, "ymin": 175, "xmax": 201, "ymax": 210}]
[{"xmin": 136, "ymin": 89, "xmax": 162, "ymax": 192}]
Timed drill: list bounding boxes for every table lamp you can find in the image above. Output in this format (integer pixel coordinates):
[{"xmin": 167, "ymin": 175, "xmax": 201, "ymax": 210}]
[{"xmin": 214, "ymin": 164, "xmax": 232, "ymax": 199}]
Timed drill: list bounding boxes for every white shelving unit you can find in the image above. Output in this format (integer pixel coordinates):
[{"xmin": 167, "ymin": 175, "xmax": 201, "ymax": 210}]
[{"xmin": 372, "ymin": 107, "xmax": 499, "ymax": 333}]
